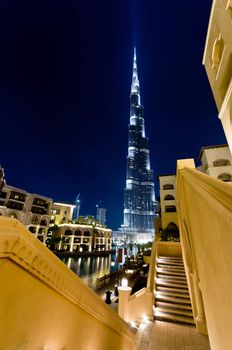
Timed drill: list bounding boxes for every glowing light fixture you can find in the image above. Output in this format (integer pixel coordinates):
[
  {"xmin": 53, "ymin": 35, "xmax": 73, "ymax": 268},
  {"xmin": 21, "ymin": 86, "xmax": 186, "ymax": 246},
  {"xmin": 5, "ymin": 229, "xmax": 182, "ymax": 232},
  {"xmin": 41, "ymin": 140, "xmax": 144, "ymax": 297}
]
[
  {"xmin": 121, "ymin": 278, "xmax": 128, "ymax": 287},
  {"xmin": 143, "ymin": 315, "xmax": 148, "ymax": 322}
]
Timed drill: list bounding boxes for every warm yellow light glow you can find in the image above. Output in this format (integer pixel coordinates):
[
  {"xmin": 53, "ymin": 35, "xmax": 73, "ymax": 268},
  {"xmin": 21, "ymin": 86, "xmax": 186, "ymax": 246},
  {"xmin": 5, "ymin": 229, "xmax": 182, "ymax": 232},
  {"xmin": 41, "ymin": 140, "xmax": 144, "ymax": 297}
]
[{"xmin": 121, "ymin": 278, "xmax": 128, "ymax": 287}]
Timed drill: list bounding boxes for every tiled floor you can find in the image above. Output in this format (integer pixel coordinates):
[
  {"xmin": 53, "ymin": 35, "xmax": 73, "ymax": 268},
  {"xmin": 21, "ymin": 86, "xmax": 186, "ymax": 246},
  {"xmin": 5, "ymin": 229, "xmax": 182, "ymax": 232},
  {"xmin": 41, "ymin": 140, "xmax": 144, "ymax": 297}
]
[{"xmin": 136, "ymin": 320, "xmax": 211, "ymax": 350}]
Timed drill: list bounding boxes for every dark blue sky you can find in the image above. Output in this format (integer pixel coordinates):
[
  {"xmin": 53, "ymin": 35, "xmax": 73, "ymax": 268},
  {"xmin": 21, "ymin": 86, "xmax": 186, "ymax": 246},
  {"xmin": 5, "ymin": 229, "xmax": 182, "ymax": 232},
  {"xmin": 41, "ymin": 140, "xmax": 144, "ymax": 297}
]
[{"xmin": 0, "ymin": 0, "xmax": 226, "ymax": 229}]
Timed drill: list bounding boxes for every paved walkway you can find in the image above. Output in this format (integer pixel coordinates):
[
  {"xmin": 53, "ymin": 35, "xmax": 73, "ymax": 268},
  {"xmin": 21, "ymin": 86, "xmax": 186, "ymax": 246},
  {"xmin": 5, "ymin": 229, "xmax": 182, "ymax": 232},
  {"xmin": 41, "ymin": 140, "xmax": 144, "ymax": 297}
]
[{"xmin": 136, "ymin": 320, "xmax": 211, "ymax": 350}]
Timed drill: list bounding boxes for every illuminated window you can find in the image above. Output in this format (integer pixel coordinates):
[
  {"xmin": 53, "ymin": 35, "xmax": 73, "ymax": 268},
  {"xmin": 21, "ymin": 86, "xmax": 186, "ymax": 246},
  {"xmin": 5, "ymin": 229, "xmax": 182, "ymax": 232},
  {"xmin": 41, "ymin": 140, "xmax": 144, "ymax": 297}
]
[
  {"xmin": 31, "ymin": 216, "xmax": 39, "ymax": 224},
  {"xmin": 75, "ymin": 230, "xmax": 82, "ymax": 236}
]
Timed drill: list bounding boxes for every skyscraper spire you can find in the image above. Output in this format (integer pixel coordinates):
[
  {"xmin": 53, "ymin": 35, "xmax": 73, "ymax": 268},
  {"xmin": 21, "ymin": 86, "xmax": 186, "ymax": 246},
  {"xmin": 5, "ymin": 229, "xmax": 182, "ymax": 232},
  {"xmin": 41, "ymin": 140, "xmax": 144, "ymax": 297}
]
[
  {"xmin": 131, "ymin": 47, "xmax": 140, "ymax": 96},
  {"xmin": 120, "ymin": 48, "xmax": 156, "ymax": 242}
]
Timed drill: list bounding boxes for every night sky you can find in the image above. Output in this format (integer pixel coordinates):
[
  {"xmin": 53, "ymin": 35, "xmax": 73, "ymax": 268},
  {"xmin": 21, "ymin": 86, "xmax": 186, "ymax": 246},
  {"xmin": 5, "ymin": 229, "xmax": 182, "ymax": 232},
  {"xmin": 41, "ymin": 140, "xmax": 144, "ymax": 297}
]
[{"xmin": 0, "ymin": 0, "xmax": 227, "ymax": 229}]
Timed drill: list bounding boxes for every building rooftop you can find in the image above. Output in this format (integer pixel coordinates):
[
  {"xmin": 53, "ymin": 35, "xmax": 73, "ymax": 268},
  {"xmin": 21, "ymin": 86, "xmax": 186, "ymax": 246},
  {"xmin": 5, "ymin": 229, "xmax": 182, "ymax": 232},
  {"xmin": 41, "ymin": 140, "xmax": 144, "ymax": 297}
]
[{"xmin": 199, "ymin": 144, "xmax": 228, "ymax": 161}]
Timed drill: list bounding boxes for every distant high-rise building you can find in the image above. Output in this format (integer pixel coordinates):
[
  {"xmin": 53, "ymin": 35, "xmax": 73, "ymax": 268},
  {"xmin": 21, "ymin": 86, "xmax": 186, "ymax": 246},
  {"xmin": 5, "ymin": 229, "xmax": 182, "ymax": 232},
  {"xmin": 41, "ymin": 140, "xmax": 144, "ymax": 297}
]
[
  {"xmin": 96, "ymin": 206, "xmax": 106, "ymax": 225},
  {"xmin": 120, "ymin": 48, "xmax": 156, "ymax": 242},
  {"xmin": 0, "ymin": 164, "xmax": 5, "ymax": 193},
  {"xmin": 73, "ymin": 194, "xmax": 81, "ymax": 220}
]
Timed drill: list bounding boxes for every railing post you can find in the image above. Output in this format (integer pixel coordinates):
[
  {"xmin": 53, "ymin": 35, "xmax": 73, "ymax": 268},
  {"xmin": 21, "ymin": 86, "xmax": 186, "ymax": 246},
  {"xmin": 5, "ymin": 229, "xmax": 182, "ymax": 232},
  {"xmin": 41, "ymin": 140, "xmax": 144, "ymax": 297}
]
[{"xmin": 118, "ymin": 286, "xmax": 132, "ymax": 323}]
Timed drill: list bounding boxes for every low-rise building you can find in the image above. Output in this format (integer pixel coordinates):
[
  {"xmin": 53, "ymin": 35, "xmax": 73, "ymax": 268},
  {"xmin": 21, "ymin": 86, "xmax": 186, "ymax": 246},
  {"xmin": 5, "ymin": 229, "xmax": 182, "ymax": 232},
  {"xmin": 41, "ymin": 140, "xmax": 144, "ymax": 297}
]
[
  {"xmin": 55, "ymin": 224, "xmax": 112, "ymax": 252},
  {"xmin": 50, "ymin": 202, "xmax": 76, "ymax": 225},
  {"xmin": 158, "ymin": 174, "xmax": 178, "ymax": 228},
  {"xmin": 0, "ymin": 184, "xmax": 52, "ymax": 243},
  {"xmin": 198, "ymin": 144, "xmax": 232, "ymax": 182},
  {"xmin": 156, "ymin": 174, "xmax": 179, "ymax": 241}
]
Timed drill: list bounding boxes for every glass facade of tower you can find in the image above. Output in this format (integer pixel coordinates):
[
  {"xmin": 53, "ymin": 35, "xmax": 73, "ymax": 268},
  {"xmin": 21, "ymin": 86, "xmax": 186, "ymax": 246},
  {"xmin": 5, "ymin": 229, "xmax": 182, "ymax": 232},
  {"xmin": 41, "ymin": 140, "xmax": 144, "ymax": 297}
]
[{"xmin": 121, "ymin": 49, "xmax": 155, "ymax": 237}]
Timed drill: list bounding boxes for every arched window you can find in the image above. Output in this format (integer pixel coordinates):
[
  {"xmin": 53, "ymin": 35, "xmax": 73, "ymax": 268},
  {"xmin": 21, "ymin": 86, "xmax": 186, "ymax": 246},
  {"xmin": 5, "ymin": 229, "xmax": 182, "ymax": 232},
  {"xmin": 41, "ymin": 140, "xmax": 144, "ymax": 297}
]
[
  {"xmin": 161, "ymin": 222, "xmax": 180, "ymax": 242},
  {"xmin": 29, "ymin": 226, "xmax": 36, "ymax": 233},
  {"xmin": 65, "ymin": 229, "xmax": 72, "ymax": 236},
  {"xmin": 40, "ymin": 219, "xmax": 47, "ymax": 226},
  {"xmin": 74, "ymin": 230, "xmax": 82, "ymax": 236},
  {"xmin": 165, "ymin": 205, "xmax": 176, "ymax": 213},
  {"xmin": 38, "ymin": 227, "xmax": 46, "ymax": 234},
  {"xmin": 84, "ymin": 231, "xmax": 91, "ymax": 236},
  {"xmin": 9, "ymin": 212, "xmax": 18, "ymax": 218},
  {"xmin": 31, "ymin": 216, "xmax": 39, "ymax": 224},
  {"xmin": 164, "ymin": 194, "xmax": 175, "ymax": 201},
  {"xmin": 217, "ymin": 173, "xmax": 232, "ymax": 182},
  {"xmin": 212, "ymin": 35, "xmax": 224, "ymax": 68},
  {"xmin": 163, "ymin": 184, "xmax": 174, "ymax": 190},
  {"xmin": 213, "ymin": 159, "xmax": 231, "ymax": 167}
]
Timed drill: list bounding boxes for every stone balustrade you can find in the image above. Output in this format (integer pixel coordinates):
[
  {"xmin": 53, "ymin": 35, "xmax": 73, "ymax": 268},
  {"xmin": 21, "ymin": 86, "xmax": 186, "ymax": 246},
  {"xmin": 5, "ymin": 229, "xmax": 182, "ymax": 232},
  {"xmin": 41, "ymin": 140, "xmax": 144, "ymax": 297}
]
[
  {"xmin": 177, "ymin": 158, "xmax": 232, "ymax": 350},
  {"xmin": 0, "ymin": 216, "xmax": 136, "ymax": 350}
]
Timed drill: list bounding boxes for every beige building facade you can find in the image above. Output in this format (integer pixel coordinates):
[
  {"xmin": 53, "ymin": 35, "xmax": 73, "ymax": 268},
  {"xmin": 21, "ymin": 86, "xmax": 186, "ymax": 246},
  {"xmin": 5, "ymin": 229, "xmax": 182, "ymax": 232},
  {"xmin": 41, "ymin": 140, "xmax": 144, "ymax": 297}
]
[
  {"xmin": 198, "ymin": 144, "xmax": 232, "ymax": 181},
  {"xmin": 157, "ymin": 174, "xmax": 179, "ymax": 230},
  {"xmin": 55, "ymin": 224, "xmax": 112, "ymax": 252},
  {"xmin": 50, "ymin": 202, "xmax": 76, "ymax": 225},
  {"xmin": 0, "ymin": 184, "xmax": 52, "ymax": 243},
  {"xmin": 203, "ymin": 0, "xmax": 232, "ymax": 154}
]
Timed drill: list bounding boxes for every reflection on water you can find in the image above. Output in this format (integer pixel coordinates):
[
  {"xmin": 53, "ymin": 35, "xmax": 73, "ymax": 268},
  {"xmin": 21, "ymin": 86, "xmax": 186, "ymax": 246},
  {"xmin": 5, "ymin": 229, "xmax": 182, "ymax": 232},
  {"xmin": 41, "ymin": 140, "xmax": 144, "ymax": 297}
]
[
  {"xmin": 61, "ymin": 244, "xmax": 139, "ymax": 289},
  {"xmin": 61, "ymin": 255, "xmax": 118, "ymax": 289}
]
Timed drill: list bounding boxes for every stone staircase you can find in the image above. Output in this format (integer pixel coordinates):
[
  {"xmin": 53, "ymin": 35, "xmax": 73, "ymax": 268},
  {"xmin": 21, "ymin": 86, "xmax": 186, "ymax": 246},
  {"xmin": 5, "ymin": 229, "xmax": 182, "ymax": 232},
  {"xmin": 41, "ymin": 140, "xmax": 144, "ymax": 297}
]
[{"xmin": 153, "ymin": 256, "xmax": 195, "ymax": 325}]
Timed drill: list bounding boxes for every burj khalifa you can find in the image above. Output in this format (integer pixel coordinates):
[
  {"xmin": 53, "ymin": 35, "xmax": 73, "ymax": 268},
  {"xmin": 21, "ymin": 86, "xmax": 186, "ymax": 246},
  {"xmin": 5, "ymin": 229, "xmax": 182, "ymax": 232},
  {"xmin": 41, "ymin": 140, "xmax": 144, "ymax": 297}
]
[{"xmin": 120, "ymin": 48, "xmax": 156, "ymax": 242}]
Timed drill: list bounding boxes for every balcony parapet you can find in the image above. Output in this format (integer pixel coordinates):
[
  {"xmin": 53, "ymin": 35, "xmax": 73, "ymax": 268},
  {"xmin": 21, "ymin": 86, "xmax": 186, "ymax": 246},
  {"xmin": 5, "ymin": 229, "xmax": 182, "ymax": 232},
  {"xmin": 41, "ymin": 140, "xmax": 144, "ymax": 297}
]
[
  {"xmin": 0, "ymin": 217, "xmax": 136, "ymax": 349},
  {"xmin": 177, "ymin": 158, "xmax": 232, "ymax": 348}
]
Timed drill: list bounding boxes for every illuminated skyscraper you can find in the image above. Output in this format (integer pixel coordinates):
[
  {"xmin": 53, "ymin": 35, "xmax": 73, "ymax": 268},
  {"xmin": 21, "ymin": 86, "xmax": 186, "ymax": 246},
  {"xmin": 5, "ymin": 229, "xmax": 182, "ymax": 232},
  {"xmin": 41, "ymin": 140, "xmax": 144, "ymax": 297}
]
[
  {"xmin": 0, "ymin": 164, "xmax": 5, "ymax": 193},
  {"xmin": 96, "ymin": 206, "xmax": 106, "ymax": 225},
  {"xmin": 120, "ymin": 48, "xmax": 156, "ymax": 241}
]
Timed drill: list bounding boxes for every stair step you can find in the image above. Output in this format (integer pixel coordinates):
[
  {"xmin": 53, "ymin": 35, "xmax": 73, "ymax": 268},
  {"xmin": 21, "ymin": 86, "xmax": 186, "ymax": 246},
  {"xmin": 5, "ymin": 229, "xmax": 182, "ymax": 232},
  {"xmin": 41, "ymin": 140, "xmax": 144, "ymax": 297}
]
[
  {"xmin": 157, "ymin": 264, "xmax": 185, "ymax": 270},
  {"xmin": 154, "ymin": 310, "xmax": 195, "ymax": 325},
  {"xmin": 155, "ymin": 290, "xmax": 190, "ymax": 299},
  {"xmin": 157, "ymin": 274, "xmax": 187, "ymax": 281},
  {"xmin": 156, "ymin": 277, "xmax": 188, "ymax": 286},
  {"xmin": 157, "ymin": 259, "xmax": 184, "ymax": 266},
  {"xmin": 156, "ymin": 301, "xmax": 192, "ymax": 310},
  {"xmin": 156, "ymin": 280, "xmax": 188, "ymax": 290},
  {"xmin": 156, "ymin": 268, "xmax": 186, "ymax": 276},
  {"xmin": 158, "ymin": 256, "xmax": 183, "ymax": 260},
  {"xmin": 158, "ymin": 260, "xmax": 184, "ymax": 265},
  {"xmin": 157, "ymin": 286, "xmax": 190, "ymax": 294},
  {"xmin": 155, "ymin": 294, "xmax": 191, "ymax": 305},
  {"xmin": 154, "ymin": 306, "xmax": 193, "ymax": 317}
]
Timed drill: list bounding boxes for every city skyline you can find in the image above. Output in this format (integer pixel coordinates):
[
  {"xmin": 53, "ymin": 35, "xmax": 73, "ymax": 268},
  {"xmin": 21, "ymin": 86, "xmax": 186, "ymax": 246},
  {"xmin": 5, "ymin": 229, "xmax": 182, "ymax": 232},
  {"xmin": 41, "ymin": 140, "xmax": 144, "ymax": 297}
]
[{"xmin": 0, "ymin": 0, "xmax": 227, "ymax": 229}]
